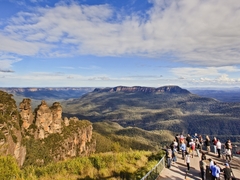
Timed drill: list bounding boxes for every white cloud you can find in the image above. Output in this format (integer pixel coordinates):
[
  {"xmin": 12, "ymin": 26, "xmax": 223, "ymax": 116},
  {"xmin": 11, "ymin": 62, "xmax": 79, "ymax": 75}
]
[
  {"xmin": 0, "ymin": 34, "xmax": 49, "ymax": 56},
  {"xmin": 171, "ymin": 66, "xmax": 240, "ymax": 78},
  {"xmin": 1, "ymin": 0, "xmax": 240, "ymax": 68},
  {"xmin": 191, "ymin": 74, "xmax": 240, "ymax": 86},
  {"xmin": 171, "ymin": 67, "xmax": 218, "ymax": 78},
  {"xmin": 0, "ymin": 53, "xmax": 22, "ymax": 70},
  {"xmin": 170, "ymin": 66, "xmax": 240, "ymax": 87}
]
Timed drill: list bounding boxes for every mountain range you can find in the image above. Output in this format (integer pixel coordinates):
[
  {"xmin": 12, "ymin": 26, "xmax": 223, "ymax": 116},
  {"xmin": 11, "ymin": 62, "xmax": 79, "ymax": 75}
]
[
  {"xmin": 1, "ymin": 86, "xmax": 240, "ymax": 142},
  {"xmin": 61, "ymin": 86, "xmax": 240, "ymax": 142}
]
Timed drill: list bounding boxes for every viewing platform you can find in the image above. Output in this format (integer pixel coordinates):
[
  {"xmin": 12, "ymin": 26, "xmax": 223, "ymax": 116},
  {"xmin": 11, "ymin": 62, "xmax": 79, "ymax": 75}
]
[{"xmin": 158, "ymin": 151, "xmax": 240, "ymax": 180}]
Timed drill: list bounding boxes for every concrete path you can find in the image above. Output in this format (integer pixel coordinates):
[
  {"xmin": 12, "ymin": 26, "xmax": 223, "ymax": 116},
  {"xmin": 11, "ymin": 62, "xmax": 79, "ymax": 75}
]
[{"xmin": 158, "ymin": 151, "xmax": 240, "ymax": 180}]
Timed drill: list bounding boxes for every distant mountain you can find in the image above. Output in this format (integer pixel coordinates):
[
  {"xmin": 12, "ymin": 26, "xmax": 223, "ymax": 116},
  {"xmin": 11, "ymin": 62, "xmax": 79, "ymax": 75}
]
[
  {"xmin": 189, "ymin": 88, "xmax": 240, "ymax": 102},
  {"xmin": 0, "ymin": 87, "xmax": 94, "ymax": 100},
  {"xmin": 62, "ymin": 85, "xmax": 240, "ymax": 141},
  {"xmin": 0, "ymin": 87, "xmax": 95, "ymax": 109},
  {"xmin": 93, "ymin": 85, "xmax": 190, "ymax": 94},
  {"xmin": 1, "ymin": 86, "xmax": 240, "ymax": 142}
]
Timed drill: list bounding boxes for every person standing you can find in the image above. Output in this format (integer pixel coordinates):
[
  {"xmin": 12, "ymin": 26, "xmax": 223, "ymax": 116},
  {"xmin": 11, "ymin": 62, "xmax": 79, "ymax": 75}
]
[
  {"xmin": 186, "ymin": 134, "xmax": 191, "ymax": 152},
  {"xmin": 175, "ymin": 134, "xmax": 180, "ymax": 152},
  {"xmin": 189, "ymin": 139, "xmax": 195, "ymax": 158},
  {"xmin": 210, "ymin": 161, "xmax": 221, "ymax": 180},
  {"xmin": 198, "ymin": 134, "xmax": 204, "ymax": 151},
  {"xmin": 212, "ymin": 137, "xmax": 218, "ymax": 154},
  {"xmin": 165, "ymin": 146, "xmax": 172, "ymax": 168},
  {"xmin": 180, "ymin": 134, "xmax": 185, "ymax": 144},
  {"xmin": 216, "ymin": 139, "xmax": 221, "ymax": 158},
  {"xmin": 173, "ymin": 139, "xmax": 178, "ymax": 151},
  {"xmin": 222, "ymin": 163, "xmax": 232, "ymax": 180},
  {"xmin": 205, "ymin": 135, "xmax": 211, "ymax": 153},
  {"xmin": 170, "ymin": 139, "xmax": 178, "ymax": 163},
  {"xmin": 225, "ymin": 139, "xmax": 233, "ymax": 159},
  {"xmin": 195, "ymin": 138, "xmax": 201, "ymax": 157},
  {"xmin": 180, "ymin": 141, "xmax": 186, "ymax": 160},
  {"xmin": 199, "ymin": 159, "xmax": 206, "ymax": 180},
  {"xmin": 225, "ymin": 148, "xmax": 232, "ymax": 161},
  {"xmin": 185, "ymin": 152, "xmax": 191, "ymax": 171},
  {"xmin": 209, "ymin": 158, "xmax": 214, "ymax": 166}
]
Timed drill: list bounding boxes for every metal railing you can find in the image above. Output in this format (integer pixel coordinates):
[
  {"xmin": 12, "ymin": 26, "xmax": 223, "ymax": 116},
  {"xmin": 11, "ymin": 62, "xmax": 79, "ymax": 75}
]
[{"xmin": 140, "ymin": 155, "xmax": 166, "ymax": 180}]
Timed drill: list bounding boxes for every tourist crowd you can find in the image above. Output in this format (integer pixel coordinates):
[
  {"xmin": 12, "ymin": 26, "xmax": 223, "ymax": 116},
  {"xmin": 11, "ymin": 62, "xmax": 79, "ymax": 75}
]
[{"xmin": 163, "ymin": 133, "xmax": 236, "ymax": 180}]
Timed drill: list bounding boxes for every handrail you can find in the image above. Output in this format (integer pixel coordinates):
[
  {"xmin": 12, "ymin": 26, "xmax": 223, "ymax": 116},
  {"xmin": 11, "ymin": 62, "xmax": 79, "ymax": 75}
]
[{"xmin": 140, "ymin": 155, "xmax": 166, "ymax": 180}]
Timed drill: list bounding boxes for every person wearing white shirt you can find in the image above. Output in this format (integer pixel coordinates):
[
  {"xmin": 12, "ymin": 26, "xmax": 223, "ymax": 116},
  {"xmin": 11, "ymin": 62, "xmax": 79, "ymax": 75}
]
[
  {"xmin": 216, "ymin": 139, "xmax": 221, "ymax": 158},
  {"xmin": 185, "ymin": 152, "xmax": 191, "ymax": 171}
]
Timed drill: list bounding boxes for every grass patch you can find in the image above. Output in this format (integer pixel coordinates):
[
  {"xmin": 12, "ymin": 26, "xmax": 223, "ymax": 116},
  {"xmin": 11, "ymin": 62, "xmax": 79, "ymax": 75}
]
[{"xmin": 19, "ymin": 150, "xmax": 164, "ymax": 180}]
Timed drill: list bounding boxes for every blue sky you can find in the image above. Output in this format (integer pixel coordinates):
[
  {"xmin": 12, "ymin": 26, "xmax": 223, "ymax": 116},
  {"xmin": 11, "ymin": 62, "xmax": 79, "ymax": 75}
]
[{"xmin": 1, "ymin": 0, "xmax": 240, "ymax": 88}]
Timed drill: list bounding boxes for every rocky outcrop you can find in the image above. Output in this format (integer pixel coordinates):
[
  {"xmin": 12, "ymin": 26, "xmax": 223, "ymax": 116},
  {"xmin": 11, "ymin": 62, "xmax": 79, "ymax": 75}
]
[
  {"xmin": 0, "ymin": 91, "xmax": 26, "ymax": 167},
  {"xmin": 34, "ymin": 100, "xmax": 62, "ymax": 139},
  {"xmin": 0, "ymin": 90, "xmax": 95, "ymax": 167},
  {"xmin": 93, "ymin": 85, "xmax": 190, "ymax": 94},
  {"xmin": 19, "ymin": 98, "xmax": 34, "ymax": 129},
  {"xmin": 60, "ymin": 117, "xmax": 95, "ymax": 159}
]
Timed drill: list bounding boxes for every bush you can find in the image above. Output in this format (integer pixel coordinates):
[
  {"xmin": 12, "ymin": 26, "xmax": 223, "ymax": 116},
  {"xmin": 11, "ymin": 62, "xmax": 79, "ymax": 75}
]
[
  {"xmin": 20, "ymin": 150, "xmax": 163, "ymax": 179},
  {"xmin": 0, "ymin": 156, "xmax": 21, "ymax": 180}
]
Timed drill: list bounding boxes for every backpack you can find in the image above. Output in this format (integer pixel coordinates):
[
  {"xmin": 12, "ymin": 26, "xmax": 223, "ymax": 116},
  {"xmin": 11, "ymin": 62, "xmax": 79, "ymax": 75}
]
[
  {"xmin": 167, "ymin": 149, "xmax": 172, "ymax": 158},
  {"xmin": 191, "ymin": 143, "xmax": 195, "ymax": 150}
]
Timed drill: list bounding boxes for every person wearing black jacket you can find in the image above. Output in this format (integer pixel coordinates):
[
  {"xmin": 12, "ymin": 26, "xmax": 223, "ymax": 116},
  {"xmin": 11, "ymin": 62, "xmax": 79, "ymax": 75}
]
[
  {"xmin": 186, "ymin": 134, "xmax": 191, "ymax": 152},
  {"xmin": 162, "ymin": 146, "xmax": 172, "ymax": 168},
  {"xmin": 222, "ymin": 163, "xmax": 232, "ymax": 180},
  {"xmin": 205, "ymin": 135, "xmax": 211, "ymax": 153}
]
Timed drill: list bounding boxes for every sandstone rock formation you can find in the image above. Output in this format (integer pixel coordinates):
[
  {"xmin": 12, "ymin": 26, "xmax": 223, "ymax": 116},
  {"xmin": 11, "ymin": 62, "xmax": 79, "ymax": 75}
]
[
  {"xmin": 34, "ymin": 100, "xmax": 63, "ymax": 139},
  {"xmin": 0, "ymin": 91, "xmax": 95, "ymax": 167},
  {"xmin": 0, "ymin": 91, "xmax": 26, "ymax": 167},
  {"xmin": 61, "ymin": 117, "xmax": 95, "ymax": 159},
  {"xmin": 19, "ymin": 98, "xmax": 34, "ymax": 129}
]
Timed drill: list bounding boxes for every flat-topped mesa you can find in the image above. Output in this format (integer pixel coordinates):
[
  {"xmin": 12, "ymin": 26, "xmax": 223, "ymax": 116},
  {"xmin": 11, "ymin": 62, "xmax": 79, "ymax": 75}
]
[{"xmin": 93, "ymin": 85, "xmax": 190, "ymax": 94}]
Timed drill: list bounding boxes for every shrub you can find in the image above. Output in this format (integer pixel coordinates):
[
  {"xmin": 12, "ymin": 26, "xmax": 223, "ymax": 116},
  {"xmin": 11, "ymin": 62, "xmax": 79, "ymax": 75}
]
[
  {"xmin": 0, "ymin": 156, "xmax": 21, "ymax": 180},
  {"xmin": 20, "ymin": 150, "xmax": 163, "ymax": 179}
]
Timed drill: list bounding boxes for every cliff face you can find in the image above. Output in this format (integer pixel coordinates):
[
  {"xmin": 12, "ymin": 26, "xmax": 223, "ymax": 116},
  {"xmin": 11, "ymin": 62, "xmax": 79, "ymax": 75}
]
[
  {"xmin": 19, "ymin": 98, "xmax": 34, "ymax": 129},
  {"xmin": 93, "ymin": 85, "xmax": 190, "ymax": 94},
  {"xmin": 61, "ymin": 117, "xmax": 95, "ymax": 158},
  {"xmin": 0, "ymin": 91, "xmax": 26, "ymax": 166},
  {"xmin": 0, "ymin": 90, "xmax": 95, "ymax": 167}
]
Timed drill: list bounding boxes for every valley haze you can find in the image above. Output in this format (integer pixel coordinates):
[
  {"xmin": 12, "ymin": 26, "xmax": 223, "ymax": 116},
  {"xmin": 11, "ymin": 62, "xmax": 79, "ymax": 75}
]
[
  {"xmin": 1, "ymin": 86, "xmax": 240, "ymax": 103},
  {"xmin": 1, "ymin": 85, "xmax": 240, "ymax": 143}
]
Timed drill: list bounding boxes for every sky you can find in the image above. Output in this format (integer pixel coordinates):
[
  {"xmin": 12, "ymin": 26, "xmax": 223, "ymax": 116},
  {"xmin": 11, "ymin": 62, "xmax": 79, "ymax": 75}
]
[{"xmin": 0, "ymin": 0, "xmax": 240, "ymax": 88}]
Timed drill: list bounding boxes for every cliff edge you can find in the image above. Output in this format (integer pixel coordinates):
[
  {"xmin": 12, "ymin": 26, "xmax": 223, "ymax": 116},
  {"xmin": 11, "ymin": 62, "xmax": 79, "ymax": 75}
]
[{"xmin": 0, "ymin": 90, "xmax": 96, "ymax": 167}]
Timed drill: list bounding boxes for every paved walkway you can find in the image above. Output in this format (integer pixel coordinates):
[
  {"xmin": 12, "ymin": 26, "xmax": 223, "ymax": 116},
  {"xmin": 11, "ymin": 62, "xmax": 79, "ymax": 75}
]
[{"xmin": 158, "ymin": 151, "xmax": 240, "ymax": 180}]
